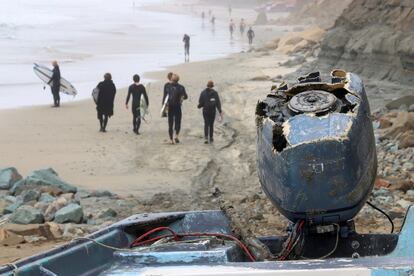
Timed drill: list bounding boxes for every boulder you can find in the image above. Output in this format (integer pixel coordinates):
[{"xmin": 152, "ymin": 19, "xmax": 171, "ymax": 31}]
[
  {"xmin": 21, "ymin": 190, "xmax": 40, "ymax": 203},
  {"xmin": 10, "ymin": 168, "xmax": 77, "ymax": 196},
  {"xmin": 54, "ymin": 203, "xmax": 83, "ymax": 224},
  {"xmin": 3, "ymin": 223, "xmax": 62, "ymax": 240},
  {"xmin": 0, "ymin": 229, "xmax": 25, "ymax": 246},
  {"xmin": 389, "ymin": 180, "xmax": 414, "ymax": 193},
  {"xmin": 98, "ymin": 208, "xmax": 117, "ymax": 219},
  {"xmin": 10, "ymin": 206, "xmax": 44, "ymax": 224},
  {"xmin": 39, "ymin": 193, "xmax": 56, "ymax": 204},
  {"xmin": 44, "ymin": 197, "xmax": 68, "ymax": 221},
  {"xmin": 386, "ymin": 95, "xmax": 414, "ymax": 110},
  {"xmin": 0, "ymin": 167, "xmax": 22, "ymax": 190},
  {"xmin": 89, "ymin": 190, "xmax": 114, "ymax": 198},
  {"xmin": 3, "ymin": 200, "xmax": 24, "ymax": 215}
]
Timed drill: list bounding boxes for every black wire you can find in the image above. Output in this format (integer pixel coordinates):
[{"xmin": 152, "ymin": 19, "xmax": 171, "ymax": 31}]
[{"xmin": 366, "ymin": 201, "xmax": 394, "ymax": 233}]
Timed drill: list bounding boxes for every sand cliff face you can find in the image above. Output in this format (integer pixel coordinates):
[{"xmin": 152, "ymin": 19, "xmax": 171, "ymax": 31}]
[
  {"xmin": 318, "ymin": 0, "xmax": 414, "ymax": 85},
  {"xmin": 284, "ymin": 0, "xmax": 353, "ymax": 29}
]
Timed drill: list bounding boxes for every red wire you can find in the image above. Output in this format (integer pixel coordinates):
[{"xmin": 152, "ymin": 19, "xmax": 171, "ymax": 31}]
[{"xmin": 130, "ymin": 228, "xmax": 256, "ymax": 262}]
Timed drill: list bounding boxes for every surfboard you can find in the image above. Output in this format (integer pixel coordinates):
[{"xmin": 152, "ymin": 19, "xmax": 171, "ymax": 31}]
[
  {"xmin": 92, "ymin": 87, "xmax": 99, "ymax": 104},
  {"xmin": 33, "ymin": 63, "xmax": 77, "ymax": 96},
  {"xmin": 139, "ymin": 96, "xmax": 148, "ymax": 121},
  {"xmin": 161, "ymin": 95, "xmax": 169, "ymax": 117}
]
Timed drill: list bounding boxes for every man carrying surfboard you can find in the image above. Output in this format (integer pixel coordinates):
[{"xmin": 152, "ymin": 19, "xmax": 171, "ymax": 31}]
[
  {"xmin": 198, "ymin": 80, "xmax": 223, "ymax": 144},
  {"xmin": 161, "ymin": 72, "xmax": 173, "ymax": 118},
  {"xmin": 47, "ymin": 60, "xmax": 61, "ymax": 107},
  {"xmin": 126, "ymin": 74, "xmax": 149, "ymax": 135},
  {"xmin": 165, "ymin": 74, "xmax": 188, "ymax": 144}
]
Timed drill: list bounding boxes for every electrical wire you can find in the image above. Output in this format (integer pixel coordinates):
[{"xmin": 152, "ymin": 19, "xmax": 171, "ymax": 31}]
[
  {"xmin": 366, "ymin": 201, "xmax": 394, "ymax": 233},
  {"xmin": 130, "ymin": 227, "xmax": 256, "ymax": 262},
  {"xmin": 318, "ymin": 223, "xmax": 340, "ymax": 259}
]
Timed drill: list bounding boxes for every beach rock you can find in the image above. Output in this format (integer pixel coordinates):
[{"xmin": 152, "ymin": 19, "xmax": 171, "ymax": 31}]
[
  {"xmin": 3, "ymin": 200, "xmax": 24, "ymax": 215},
  {"xmin": 399, "ymin": 130, "xmax": 414, "ymax": 149},
  {"xmin": 0, "ymin": 167, "xmax": 22, "ymax": 190},
  {"xmin": 54, "ymin": 203, "xmax": 83, "ymax": 224},
  {"xmin": 396, "ymin": 199, "xmax": 412, "ymax": 210},
  {"xmin": 39, "ymin": 193, "xmax": 56, "ymax": 204},
  {"xmin": 44, "ymin": 197, "xmax": 68, "ymax": 221},
  {"xmin": 281, "ymin": 56, "xmax": 306, "ymax": 67},
  {"xmin": 389, "ymin": 180, "xmax": 414, "ymax": 193},
  {"xmin": 74, "ymin": 190, "xmax": 91, "ymax": 201},
  {"xmin": 10, "ymin": 206, "xmax": 44, "ymax": 224},
  {"xmin": 24, "ymin": 235, "xmax": 47, "ymax": 244},
  {"xmin": 386, "ymin": 96, "xmax": 414, "ymax": 111},
  {"xmin": 34, "ymin": 202, "xmax": 49, "ymax": 214},
  {"xmin": 375, "ymin": 178, "xmax": 390, "ymax": 189},
  {"xmin": 97, "ymin": 208, "xmax": 117, "ymax": 219},
  {"xmin": 11, "ymin": 168, "xmax": 77, "ymax": 196},
  {"xmin": 89, "ymin": 190, "xmax": 114, "ymax": 198},
  {"xmin": 0, "ymin": 229, "xmax": 25, "ymax": 246},
  {"xmin": 0, "ymin": 199, "xmax": 8, "ymax": 215},
  {"xmin": 21, "ymin": 190, "xmax": 40, "ymax": 203}
]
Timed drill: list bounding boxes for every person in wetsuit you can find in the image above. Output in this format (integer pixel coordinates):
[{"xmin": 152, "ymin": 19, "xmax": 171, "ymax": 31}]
[
  {"xmin": 198, "ymin": 80, "xmax": 222, "ymax": 144},
  {"xmin": 96, "ymin": 73, "xmax": 116, "ymax": 132},
  {"xmin": 126, "ymin": 74, "xmax": 149, "ymax": 135},
  {"xmin": 48, "ymin": 60, "xmax": 61, "ymax": 107},
  {"xmin": 161, "ymin": 72, "xmax": 173, "ymax": 117},
  {"xmin": 165, "ymin": 74, "xmax": 188, "ymax": 144},
  {"xmin": 239, "ymin": 18, "xmax": 246, "ymax": 35},
  {"xmin": 229, "ymin": 19, "xmax": 235, "ymax": 38},
  {"xmin": 183, "ymin": 34, "xmax": 190, "ymax": 62},
  {"xmin": 247, "ymin": 27, "xmax": 255, "ymax": 45}
]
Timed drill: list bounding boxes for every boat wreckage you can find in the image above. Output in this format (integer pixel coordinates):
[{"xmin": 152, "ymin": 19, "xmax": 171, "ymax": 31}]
[{"xmin": 1, "ymin": 70, "xmax": 414, "ymax": 276}]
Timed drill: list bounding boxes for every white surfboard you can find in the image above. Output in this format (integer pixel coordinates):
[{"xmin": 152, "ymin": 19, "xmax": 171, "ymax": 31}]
[
  {"xmin": 33, "ymin": 63, "xmax": 77, "ymax": 96},
  {"xmin": 161, "ymin": 95, "xmax": 169, "ymax": 117},
  {"xmin": 92, "ymin": 87, "xmax": 99, "ymax": 104},
  {"xmin": 139, "ymin": 96, "xmax": 148, "ymax": 121}
]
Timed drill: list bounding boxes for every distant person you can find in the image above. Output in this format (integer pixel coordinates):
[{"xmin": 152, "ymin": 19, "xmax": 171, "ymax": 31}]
[
  {"xmin": 126, "ymin": 74, "xmax": 149, "ymax": 135},
  {"xmin": 229, "ymin": 19, "xmax": 235, "ymax": 38},
  {"xmin": 211, "ymin": 15, "xmax": 216, "ymax": 26},
  {"xmin": 201, "ymin": 11, "xmax": 205, "ymax": 21},
  {"xmin": 198, "ymin": 80, "xmax": 222, "ymax": 144},
  {"xmin": 228, "ymin": 5, "xmax": 232, "ymax": 16},
  {"xmin": 208, "ymin": 9, "xmax": 212, "ymax": 17},
  {"xmin": 239, "ymin": 18, "xmax": 246, "ymax": 35},
  {"xmin": 247, "ymin": 27, "xmax": 255, "ymax": 45},
  {"xmin": 96, "ymin": 73, "xmax": 116, "ymax": 132},
  {"xmin": 48, "ymin": 60, "xmax": 61, "ymax": 107},
  {"xmin": 165, "ymin": 74, "xmax": 188, "ymax": 144},
  {"xmin": 183, "ymin": 34, "xmax": 190, "ymax": 62}
]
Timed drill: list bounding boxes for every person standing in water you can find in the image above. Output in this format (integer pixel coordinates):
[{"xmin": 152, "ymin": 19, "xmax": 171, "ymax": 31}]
[
  {"xmin": 126, "ymin": 74, "xmax": 149, "ymax": 135},
  {"xmin": 247, "ymin": 27, "xmax": 255, "ymax": 45},
  {"xmin": 198, "ymin": 80, "xmax": 222, "ymax": 144},
  {"xmin": 211, "ymin": 15, "xmax": 216, "ymax": 26},
  {"xmin": 48, "ymin": 60, "xmax": 61, "ymax": 107},
  {"xmin": 96, "ymin": 73, "xmax": 116, "ymax": 132},
  {"xmin": 201, "ymin": 11, "xmax": 205, "ymax": 22},
  {"xmin": 165, "ymin": 74, "xmax": 188, "ymax": 144},
  {"xmin": 239, "ymin": 18, "xmax": 246, "ymax": 35},
  {"xmin": 229, "ymin": 19, "xmax": 235, "ymax": 38},
  {"xmin": 183, "ymin": 34, "xmax": 190, "ymax": 62}
]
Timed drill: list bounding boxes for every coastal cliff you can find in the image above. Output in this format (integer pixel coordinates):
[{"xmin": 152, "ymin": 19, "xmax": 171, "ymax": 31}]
[{"xmin": 318, "ymin": 0, "xmax": 414, "ymax": 85}]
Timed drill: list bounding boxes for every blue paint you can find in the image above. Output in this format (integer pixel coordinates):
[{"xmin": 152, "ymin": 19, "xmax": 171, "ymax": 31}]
[
  {"xmin": 372, "ymin": 267, "xmax": 414, "ymax": 276},
  {"xmin": 388, "ymin": 206, "xmax": 414, "ymax": 258},
  {"xmin": 286, "ymin": 113, "xmax": 352, "ymax": 145}
]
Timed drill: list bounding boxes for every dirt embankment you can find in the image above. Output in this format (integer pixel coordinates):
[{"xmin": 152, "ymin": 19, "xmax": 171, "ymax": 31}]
[
  {"xmin": 318, "ymin": 0, "xmax": 414, "ymax": 86},
  {"xmin": 279, "ymin": 0, "xmax": 353, "ymax": 29}
]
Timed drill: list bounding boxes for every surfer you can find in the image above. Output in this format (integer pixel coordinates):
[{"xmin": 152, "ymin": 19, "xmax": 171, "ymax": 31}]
[
  {"xmin": 183, "ymin": 34, "xmax": 190, "ymax": 62},
  {"xmin": 47, "ymin": 61, "xmax": 61, "ymax": 107},
  {"xmin": 247, "ymin": 27, "xmax": 255, "ymax": 45},
  {"xmin": 96, "ymin": 73, "xmax": 116, "ymax": 132},
  {"xmin": 162, "ymin": 72, "xmax": 174, "ymax": 112},
  {"xmin": 239, "ymin": 18, "xmax": 246, "ymax": 35},
  {"xmin": 165, "ymin": 74, "xmax": 188, "ymax": 144},
  {"xmin": 229, "ymin": 19, "xmax": 235, "ymax": 38},
  {"xmin": 126, "ymin": 74, "xmax": 149, "ymax": 135},
  {"xmin": 198, "ymin": 80, "xmax": 223, "ymax": 144}
]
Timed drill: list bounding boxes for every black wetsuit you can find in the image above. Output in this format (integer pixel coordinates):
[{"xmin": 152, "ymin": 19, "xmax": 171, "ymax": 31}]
[
  {"xmin": 198, "ymin": 88, "xmax": 222, "ymax": 141},
  {"xmin": 183, "ymin": 35, "xmax": 190, "ymax": 58},
  {"xmin": 96, "ymin": 80, "xmax": 116, "ymax": 132},
  {"xmin": 165, "ymin": 83, "xmax": 188, "ymax": 140},
  {"xmin": 49, "ymin": 66, "xmax": 61, "ymax": 106},
  {"xmin": 126, "ymin": 83, "xmax": 149, "ymax": 133},
  {"xmin": 247, "ymin": 29, "xmax": 255, "ymax": 45}
]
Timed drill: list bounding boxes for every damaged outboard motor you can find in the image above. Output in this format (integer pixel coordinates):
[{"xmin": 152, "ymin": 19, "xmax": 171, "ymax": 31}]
[{"xmin": 256, "ymin": 70, "xmax": 377, "ymax": 226}]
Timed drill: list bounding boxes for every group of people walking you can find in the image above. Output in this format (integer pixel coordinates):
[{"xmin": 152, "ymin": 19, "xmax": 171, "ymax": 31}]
[{"xmin": 48, "ymin": 62, "xmax": 223, "ymax": 145}]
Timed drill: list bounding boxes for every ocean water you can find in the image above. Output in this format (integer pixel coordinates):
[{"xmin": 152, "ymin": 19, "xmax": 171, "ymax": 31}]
[{"xmin": 0, "ymin": 0, "xmax": 252, "ymax": 109}]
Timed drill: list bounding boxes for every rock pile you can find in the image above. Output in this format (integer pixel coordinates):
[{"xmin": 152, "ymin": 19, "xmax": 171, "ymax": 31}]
[{"xmin": 0, "ymin": 168, "xmax": 123, "ymax": 246}]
